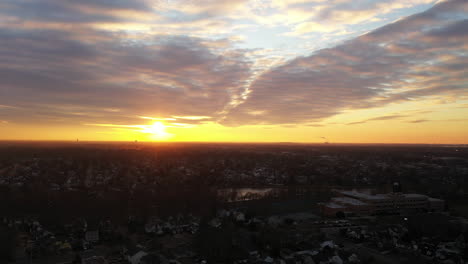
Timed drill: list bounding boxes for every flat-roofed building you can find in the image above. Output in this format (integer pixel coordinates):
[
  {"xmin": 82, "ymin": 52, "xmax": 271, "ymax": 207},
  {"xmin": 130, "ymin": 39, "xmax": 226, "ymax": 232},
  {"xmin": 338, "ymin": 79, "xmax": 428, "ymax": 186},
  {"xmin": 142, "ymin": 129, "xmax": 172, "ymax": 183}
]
[
  {"xmin": 428, "ymin": 197, "xmax": 445, "ymax": 212},
  {"xmin": 331, "ymin": 197, "xmax": 373, "ymax": 215},
  {"xmin": 321, "ymin": 188, "xmax": 444, "ymax": 216}
]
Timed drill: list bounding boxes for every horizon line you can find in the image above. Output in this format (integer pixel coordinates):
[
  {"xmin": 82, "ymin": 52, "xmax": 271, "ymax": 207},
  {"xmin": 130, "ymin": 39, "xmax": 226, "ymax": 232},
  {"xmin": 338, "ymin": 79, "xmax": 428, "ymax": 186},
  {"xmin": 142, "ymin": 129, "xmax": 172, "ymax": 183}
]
[{"xmin": 0, "ymin": 139, "xmax": 466, "ymax": 146}]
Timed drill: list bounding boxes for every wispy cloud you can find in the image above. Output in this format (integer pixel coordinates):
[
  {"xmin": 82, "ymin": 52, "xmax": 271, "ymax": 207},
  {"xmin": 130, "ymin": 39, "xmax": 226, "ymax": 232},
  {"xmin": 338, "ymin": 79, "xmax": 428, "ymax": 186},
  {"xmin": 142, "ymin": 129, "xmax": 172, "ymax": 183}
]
[
  {"xmin": 346, "ymin": 114, "xmax": 407, "ymax": 125},
  {"xmin": 139, "ymin": 116, "xmax": 177, "ymax": 121},
  {"xmin": 407, "ymin": 119, "xmax": 430, "ymax": 123},
  {"xmin": 0, "ymin": 104, "xmax": 18, "ymax": 109},
  {"xmin": 85, "ymin": 122, "xmax": 174, "ymax": 139},
  {"xmin": 171, "ymin": 116, "xmax": 212, "ymax": 120}
]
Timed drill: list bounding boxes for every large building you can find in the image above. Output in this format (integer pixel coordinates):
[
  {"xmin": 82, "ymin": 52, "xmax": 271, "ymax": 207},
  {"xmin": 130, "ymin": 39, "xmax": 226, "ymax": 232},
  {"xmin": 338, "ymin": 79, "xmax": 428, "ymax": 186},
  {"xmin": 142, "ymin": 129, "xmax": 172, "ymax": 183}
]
[{"xmin": 321, "ymin": 185, "xmax": 445, "ymax": 217}]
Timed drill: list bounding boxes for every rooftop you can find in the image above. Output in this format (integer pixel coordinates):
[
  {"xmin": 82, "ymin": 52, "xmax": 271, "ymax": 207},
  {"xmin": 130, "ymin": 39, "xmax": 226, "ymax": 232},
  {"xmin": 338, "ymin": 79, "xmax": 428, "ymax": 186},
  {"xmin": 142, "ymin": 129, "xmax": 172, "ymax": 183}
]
[
  {"xmin": 324, "ymin": 202, "xmax": 347, "ymax": 209},
  {"xmin": 338, "ymin": 190, "xmax": 387, "ymax": 200},
  {"xmin": 402, "ymin": 193, "xmax": 428, "ymax": 199},
  {"xmin": 331, "ymin": 197, "xmax": 368, "ymax": 206},
  {"xmin": 338, "ymin": 190, "xmax": 434, "ymax": 201}
]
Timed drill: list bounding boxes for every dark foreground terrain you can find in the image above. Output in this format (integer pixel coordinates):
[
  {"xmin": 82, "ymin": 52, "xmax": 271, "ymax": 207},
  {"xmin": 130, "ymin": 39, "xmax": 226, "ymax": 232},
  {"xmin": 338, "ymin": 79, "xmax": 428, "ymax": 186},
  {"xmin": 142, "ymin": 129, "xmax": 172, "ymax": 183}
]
[{"xmin": 1, "ymin": 141, "xmax": 467, "ymax": 263}]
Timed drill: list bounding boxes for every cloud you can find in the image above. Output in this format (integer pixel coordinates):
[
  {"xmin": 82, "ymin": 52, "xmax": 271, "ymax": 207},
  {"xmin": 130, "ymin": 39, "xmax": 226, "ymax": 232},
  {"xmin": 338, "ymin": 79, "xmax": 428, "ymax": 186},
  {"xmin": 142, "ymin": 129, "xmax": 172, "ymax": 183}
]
[
  {"xmin": 346, "ymin": 114, "xmax": 407, "ymax": 125},
  {"xmin": 172, "ymin": 116, "xmax": 212, "ymax": 120},
  {"xmin": 223, "ymin": 0, "xmax": 468, "ymax": 125},
  {"xmin": 407, "ymin": 118, "xmax": 468, "ymax": 123},
  {"xmin": 0, "ymin": 26, "xmax": 251, "ymax": 125},
  {"xmin": 290, "ymin": 21, "xmax": 338, "ymax": 35},
  {"xmin": 0, "ymin": 0, "xmax": 153, "ymax": 26},
  {"xmin": 266, "ymin": 0, "xmax": 438, "ymax": 35},
  {"xmin": 346, "ymin": 121, "xmax": 367, "ymax": 125},
  {"xmin": 0, "ymin": 0, "xmax": 466, "ymax": 132},
  {"xmin": 0, "ymin": 104, "xmax": 18, "ymax": 109},
  {"xmin": 157, "ymin": 0, "xmax": 248, "ymax": 21},
  {"xmin": 407, "ymin": 119, "xmax": 430, "ymax": 123},
  {"xmin": 0, "ymin": 0, "xmax": 257, "ymax": 128}
]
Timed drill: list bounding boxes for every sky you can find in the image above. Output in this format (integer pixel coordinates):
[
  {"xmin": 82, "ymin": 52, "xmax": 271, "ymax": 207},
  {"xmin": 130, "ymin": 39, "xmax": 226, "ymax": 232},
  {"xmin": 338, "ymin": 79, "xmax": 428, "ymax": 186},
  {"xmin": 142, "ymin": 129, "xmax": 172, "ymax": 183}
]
[{"xmin": 0, "ymin": 0, "xmax": 467, "ymax": 144}]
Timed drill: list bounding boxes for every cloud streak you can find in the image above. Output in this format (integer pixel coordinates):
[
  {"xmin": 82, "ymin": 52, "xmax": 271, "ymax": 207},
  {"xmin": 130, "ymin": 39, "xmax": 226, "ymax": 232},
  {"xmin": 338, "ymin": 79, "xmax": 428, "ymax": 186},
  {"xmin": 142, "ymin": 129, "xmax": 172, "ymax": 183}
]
[{"xmin": 346, "ymin": 114, "xmax": 407, "ymax": 125}]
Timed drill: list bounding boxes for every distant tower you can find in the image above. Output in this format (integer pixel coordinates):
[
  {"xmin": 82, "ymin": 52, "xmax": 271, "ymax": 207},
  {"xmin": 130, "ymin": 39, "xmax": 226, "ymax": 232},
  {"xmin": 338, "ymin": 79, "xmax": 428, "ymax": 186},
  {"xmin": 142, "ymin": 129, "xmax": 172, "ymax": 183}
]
[{"xmin": 393, "ymin": 181, "xmax": 402, "ymax": 193}]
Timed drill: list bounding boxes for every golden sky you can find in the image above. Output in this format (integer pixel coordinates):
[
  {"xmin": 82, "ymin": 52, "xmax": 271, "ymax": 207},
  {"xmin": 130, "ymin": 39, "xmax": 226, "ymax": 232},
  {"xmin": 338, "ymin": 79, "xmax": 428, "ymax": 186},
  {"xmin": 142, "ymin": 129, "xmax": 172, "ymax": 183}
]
[{"xmin": 0, "ymin": 0, "xmax": 467, "ymax": 143}]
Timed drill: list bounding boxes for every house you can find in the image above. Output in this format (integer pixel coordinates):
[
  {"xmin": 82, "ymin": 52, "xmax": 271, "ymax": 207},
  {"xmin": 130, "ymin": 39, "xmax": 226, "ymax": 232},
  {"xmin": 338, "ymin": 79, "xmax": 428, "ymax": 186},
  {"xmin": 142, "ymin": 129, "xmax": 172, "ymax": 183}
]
[
  {"xmin": 85, "ymin": 230, "xmax": 99, "ymax": 243},
  {"xmin": 80, "ymin": 250, "xmax": 108, "ymax": 264},
  {"xmin": 82, "ymin": 256, "xmax": 107, "ymax": 264},
  {"xmin": 85, "ymin": 220, "xmax": 100, "ymax": 243}
]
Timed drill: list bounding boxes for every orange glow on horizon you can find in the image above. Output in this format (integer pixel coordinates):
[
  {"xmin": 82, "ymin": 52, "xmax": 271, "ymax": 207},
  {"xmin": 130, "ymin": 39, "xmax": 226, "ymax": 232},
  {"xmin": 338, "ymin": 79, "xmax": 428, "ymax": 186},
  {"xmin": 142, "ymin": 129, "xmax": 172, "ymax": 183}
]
[{"xmin": 0, "ymin": 103, "xmax": 467, "ymax": 144}]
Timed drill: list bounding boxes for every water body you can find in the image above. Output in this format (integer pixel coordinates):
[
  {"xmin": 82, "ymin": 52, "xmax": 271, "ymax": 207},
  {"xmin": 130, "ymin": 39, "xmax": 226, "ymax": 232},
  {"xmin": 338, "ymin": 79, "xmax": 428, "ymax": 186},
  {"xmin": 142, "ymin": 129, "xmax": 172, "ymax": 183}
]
[{"xmin": 218, "ymin": 188, "xmax": 276, "ymax": 202}]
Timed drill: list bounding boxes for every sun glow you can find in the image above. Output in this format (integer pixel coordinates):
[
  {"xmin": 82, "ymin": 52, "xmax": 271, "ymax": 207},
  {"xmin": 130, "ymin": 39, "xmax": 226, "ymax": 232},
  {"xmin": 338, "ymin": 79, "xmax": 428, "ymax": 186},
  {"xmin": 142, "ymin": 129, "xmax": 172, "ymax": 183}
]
[
  {"xmin": 150, "ymin": 122, "xmax": 165, "ymax": 134},
  {"xmin": 141, "ymin": 121, "xmax": 173, "ymax": 140}
]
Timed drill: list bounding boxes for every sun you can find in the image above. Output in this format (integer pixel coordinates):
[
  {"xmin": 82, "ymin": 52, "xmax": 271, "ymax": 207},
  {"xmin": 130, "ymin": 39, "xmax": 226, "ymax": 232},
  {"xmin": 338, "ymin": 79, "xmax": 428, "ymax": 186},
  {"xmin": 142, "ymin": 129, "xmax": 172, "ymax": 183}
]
[
  {"xmin": 150, "ymin": 121, "xmax": 166, "ymax": 135},
  {"xmin": 141, "ymin": 121, "xmax": 172, "ymax": 140}
]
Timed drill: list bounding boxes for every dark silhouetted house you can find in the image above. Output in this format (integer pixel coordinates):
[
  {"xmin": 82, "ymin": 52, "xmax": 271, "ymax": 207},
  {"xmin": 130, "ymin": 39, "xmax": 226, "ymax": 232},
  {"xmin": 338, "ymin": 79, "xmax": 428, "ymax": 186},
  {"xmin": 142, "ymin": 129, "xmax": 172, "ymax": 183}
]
[
  {"xmin": 85, "ymin": 220, "xmax": 99, "ymax": 243},
  {"xmin": 80, "ymin": 250, "xmax": 107, "ymax": 264}
]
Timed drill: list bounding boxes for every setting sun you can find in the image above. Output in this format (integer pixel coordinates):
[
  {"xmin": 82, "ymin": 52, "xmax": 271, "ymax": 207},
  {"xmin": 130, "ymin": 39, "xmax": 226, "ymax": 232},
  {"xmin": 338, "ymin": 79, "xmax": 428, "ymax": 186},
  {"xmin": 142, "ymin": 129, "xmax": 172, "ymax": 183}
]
[
  {"xmin": 150, "ymin": 122, "xmax": 166, "ymax": 135},
  {"xmin": 139, "ymin": 121, "xmax": 172, "ymax": 141}
]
